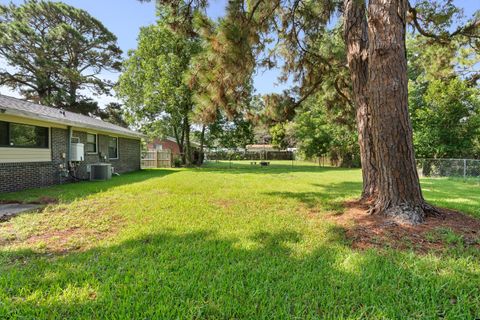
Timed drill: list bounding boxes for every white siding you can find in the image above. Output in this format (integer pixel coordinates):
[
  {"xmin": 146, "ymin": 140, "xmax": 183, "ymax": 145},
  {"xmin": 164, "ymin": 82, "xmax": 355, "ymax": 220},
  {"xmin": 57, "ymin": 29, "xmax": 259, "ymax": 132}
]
[
  {"xmin": 0, "ymin": 115, "xmax": 53, "ymax": 163},
  {"xmin": 0, "ymin": 147, "xmax": 51, "ymax": 163}
]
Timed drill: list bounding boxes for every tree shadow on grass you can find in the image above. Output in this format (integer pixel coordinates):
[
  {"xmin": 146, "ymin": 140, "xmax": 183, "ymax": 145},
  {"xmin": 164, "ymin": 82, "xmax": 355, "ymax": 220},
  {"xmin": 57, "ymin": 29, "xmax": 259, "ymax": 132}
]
[
  {"xmin": 263, "ymin": 181, "xmax": 363, "ymax": 213},
  {"xmin": 264, "ymin": 178, "xmax": 480, "ymax": 218},
  {"xmin": 0, "ymin": 169, "xmax": 179, "ymax": 204},
  {"xmin": 0, "ymin": 228, "xmax": 478, "ymax": 319},
  {"xmin": 200, "ymin": 161, "xmax": 359, "ymax": 175}
]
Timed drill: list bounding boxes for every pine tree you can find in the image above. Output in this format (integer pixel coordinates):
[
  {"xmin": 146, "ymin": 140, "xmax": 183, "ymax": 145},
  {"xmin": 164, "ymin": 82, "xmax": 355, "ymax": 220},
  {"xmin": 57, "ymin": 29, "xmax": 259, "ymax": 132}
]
[{"xmin": 0, "ymin": 0, "xmax": 122, "ymax": 114}]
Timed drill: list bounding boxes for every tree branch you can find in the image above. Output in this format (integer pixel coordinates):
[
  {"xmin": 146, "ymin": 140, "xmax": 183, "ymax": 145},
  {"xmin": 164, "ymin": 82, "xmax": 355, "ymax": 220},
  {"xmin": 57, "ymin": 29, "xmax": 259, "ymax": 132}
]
[{"xmin": 408, "ymin": 2, "xmax": 480, "ymax": 43}]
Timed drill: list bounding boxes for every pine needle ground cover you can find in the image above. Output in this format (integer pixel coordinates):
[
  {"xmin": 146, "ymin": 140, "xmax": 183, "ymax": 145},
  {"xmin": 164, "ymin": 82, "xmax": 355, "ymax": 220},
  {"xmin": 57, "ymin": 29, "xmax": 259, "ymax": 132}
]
[{"xmin": 0, "ymin": 162, "xmax": 479, "ymax": 319}]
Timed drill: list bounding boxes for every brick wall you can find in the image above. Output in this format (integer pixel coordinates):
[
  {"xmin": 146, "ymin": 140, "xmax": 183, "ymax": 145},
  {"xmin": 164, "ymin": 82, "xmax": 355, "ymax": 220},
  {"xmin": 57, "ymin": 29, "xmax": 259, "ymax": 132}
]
[
  {"xmin": 0, "ymin": 127, "xmax": 69, "ymax": 193},
  {"xmin": 72, "ymin": 131, "xmax": 141, "ymax": 179},
  {"xmin": 0, "ymin": 162, "xmax": 61, "ymax": 193},
  {"xmin": 110, "ymin": 137, "xmax": 141, "ymax": 173},
  {"xmin": 0, "ymin": 128, "xmax": 141, "ymax": 193}
]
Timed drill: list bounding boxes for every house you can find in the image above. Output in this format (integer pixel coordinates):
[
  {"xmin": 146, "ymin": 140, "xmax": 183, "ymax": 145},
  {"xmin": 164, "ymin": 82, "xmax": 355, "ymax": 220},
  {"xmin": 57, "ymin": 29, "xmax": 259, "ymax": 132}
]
[
  {"xmin": 245, "ymin": 144, "xmax": 276, "ymax": 152},
  {"xmin": 147, "ymin": 137, "xmax": 200, "ymax": 157},
  {"xmin": 147, "ymin": 137, "xmax": 181, "ymax": 155},
  {"xmin": 0, "ymin": 94, "xmax": 144, "ymax": 193}
]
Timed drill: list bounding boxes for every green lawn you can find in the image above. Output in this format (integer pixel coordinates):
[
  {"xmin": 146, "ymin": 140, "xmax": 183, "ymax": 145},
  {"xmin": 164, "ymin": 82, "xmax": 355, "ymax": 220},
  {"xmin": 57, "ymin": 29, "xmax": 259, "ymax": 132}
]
[{"xmin": 0, "ymin": 161, "xmax": 479, "ymax": 319}]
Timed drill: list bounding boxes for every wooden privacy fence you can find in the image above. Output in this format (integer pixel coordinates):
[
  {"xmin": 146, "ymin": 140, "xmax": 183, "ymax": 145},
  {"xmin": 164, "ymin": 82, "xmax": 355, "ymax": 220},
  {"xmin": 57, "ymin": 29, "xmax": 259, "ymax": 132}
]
[{"xmin": 141, "ymin": 150, "xmax": 172, "ymax": 168}]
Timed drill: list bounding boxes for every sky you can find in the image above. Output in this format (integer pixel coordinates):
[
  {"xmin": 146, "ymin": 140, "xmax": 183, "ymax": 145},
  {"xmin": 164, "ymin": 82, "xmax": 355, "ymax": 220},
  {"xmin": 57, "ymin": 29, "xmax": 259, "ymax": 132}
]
[{"xmin": 0, "ymin": 0, "xmax": 479, "ymax": 106}]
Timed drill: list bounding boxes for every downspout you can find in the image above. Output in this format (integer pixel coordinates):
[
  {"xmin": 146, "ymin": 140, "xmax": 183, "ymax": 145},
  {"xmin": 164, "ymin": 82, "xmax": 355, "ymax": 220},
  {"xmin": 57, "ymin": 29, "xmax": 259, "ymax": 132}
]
[
  {"xmin": 66, "ymin": 126, "xmax": 72, "ymax": 180},
  {"xmin": 67, "ymin": 126, "xmax": 72, "ymax": 162}
]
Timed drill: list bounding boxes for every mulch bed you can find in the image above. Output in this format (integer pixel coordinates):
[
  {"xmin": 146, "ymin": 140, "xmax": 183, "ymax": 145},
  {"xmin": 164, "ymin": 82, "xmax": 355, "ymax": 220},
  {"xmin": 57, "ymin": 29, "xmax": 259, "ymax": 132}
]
[{"xmin": 330, "ymin": 201, "xmax": 480, "ymax": 253}]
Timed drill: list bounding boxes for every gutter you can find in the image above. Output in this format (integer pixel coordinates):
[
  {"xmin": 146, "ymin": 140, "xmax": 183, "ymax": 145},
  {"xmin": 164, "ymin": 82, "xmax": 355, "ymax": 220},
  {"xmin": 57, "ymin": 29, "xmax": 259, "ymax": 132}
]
[{"xmin": 67, "ymin": 126, "xmax": 72, "ymax": 162}]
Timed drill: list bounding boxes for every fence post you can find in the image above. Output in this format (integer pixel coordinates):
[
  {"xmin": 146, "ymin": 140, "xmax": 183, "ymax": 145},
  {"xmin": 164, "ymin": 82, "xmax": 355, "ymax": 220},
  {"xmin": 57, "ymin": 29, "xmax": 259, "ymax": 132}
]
[{"xmin": 464, "ymin": 159, "xmax": 467, "ymax": 180}]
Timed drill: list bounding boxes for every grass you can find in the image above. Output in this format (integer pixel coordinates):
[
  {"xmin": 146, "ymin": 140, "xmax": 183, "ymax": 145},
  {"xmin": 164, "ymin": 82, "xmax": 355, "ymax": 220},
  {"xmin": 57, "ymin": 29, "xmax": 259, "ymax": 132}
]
[
  {"xmin": 421, "ymin": 177, "xmax": 480, "ymax": 217},
  {"xmin": 0, "ymin": 161, "xmax": 479, "ymax": 319}
]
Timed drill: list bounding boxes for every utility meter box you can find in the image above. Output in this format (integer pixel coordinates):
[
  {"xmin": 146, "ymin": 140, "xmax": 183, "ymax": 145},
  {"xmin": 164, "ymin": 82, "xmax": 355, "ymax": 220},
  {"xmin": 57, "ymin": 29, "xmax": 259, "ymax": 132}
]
[{"xmin": 70, "ymin": 143, "xmax": 85, "ymax": 161}]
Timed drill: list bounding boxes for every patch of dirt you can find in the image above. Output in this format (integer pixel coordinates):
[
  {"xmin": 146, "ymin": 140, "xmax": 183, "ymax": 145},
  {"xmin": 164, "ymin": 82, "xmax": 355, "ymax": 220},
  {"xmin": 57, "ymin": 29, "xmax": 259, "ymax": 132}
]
[
  {"xmin": 329, "ymin": 201, "xmax": 480, "ymax": 253},
  {"xmin": 30, "ymin": 196, "xmax": 58, "ymax": 205},
  {"xmin": 0, "ymin": 223, "xmax": 16, "ymax": 246},
  {"xmin": 24, "ymin": 219, "xmax": 123, "ymax": 254},
  {"xmin": 1, "ymin": 212, "xmax": 125, "ymax": 254},
  {"xmin": 213, "ymin": 199, "xmax": 236, "ymax": 209},
  {"xmin": 25, "ymin": 227, "xmax": 83, "ymax": 246},
  {"xmin": 0, "ymin": 196, "xmax": 58, "ymax": 205},
  {"xmin": 0, "ymin": 200, "xmax": 22, "ymax": 204}
]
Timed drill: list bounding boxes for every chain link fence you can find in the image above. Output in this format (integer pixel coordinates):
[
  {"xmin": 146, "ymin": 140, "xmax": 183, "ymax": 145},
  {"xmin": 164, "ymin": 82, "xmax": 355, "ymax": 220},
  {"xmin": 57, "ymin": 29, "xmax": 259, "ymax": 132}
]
[
  {"xmin": 203, "ymin": 150, "xmax": 333, "ymax": 169},
  {"xmin": 205, "ymin": 150, "xmax": 294, "ymax": 161},
  {"xmin": 203, "ymin": 154, "xmax": 480, "ymax": 177},
  {"xmin": 416, "ymin": 158, "xmax": 480, "ymax": 178}
]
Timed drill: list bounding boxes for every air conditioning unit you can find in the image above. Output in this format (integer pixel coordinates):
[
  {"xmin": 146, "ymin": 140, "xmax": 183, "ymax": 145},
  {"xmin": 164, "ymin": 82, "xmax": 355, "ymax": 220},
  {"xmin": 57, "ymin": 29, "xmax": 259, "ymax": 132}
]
[
  {"xmin": 70, "ymin": 143, "xmax": 85, "ymax": 162},
  {"xmin": 89, "ymin": 163, "xmax": 112, "ymax": 181}
]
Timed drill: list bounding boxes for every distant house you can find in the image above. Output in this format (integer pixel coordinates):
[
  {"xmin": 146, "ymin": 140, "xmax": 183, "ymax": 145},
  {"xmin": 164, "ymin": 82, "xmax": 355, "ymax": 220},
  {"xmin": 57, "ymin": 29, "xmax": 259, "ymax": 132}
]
[
  {"xmin": 246, "ymin": 144, "xmax": 276, "ymax": 152},
  {"xmin": 0, "ymin": 95, "xmax": 144, "ymax": 193},
  {"xmin": 147, "ymin": 137, "xmax": 200, "ymax": 156}
]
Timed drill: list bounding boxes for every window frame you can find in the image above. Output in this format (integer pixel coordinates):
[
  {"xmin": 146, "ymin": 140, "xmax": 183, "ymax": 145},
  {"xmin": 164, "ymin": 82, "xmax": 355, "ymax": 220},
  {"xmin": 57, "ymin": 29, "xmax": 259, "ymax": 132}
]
[
  {"xmin": 0, "ymin": 120, "xmax": 50, "ymax": 149},
  {"xmin": 85, "ymin": 133, "xmax": 98, "ymax": 154},
  {"xmin": 108, "ymin": 136, "xmax": 119, "ymax": 160}
]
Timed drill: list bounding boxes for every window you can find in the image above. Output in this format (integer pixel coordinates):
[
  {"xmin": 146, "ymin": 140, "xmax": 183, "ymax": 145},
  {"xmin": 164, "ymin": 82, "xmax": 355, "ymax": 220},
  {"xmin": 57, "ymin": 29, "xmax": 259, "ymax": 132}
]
[
  {"xmin": 108, "ymin": 137, "xmax": 118, "ymax": 159},
  {"xmin": 0, "ymin": 121, "xmax": 49, "ymax": 148},
  {"xmin": 0, "ymin": 121, "xmax": 8, "ymax": 146},
  {"xmin": 86, "ymin": 133, "xmax": 97, "ymax": 153}
]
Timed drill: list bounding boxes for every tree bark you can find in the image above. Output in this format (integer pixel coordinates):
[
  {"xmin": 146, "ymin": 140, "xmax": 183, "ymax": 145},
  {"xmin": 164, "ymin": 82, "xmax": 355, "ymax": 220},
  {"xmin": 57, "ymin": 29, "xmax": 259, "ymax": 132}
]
[
  {"xmin": 198, "ymin": 124, "xmax": 206, "ymax": 165},
  {"xmin": 366, "ymin": 0, "xmax": 432, "ymax": 224},
  {"xmin": 183, "ymin": 114, "xmax": 192, "ymax": 166},
  {"xmin": 344, "ymin": 0, "xmax": 377, "ymax": 201},
  {"xmin": 173, "ymin": 125, "xmax": 183, "ymax": 164},
  {"xmin": 68, "ymin": 84, "xmax": 77, "ymax": 110},
  {"xmin": 176, "ymin": 122, "xmax": 186, "ymax": 165}
]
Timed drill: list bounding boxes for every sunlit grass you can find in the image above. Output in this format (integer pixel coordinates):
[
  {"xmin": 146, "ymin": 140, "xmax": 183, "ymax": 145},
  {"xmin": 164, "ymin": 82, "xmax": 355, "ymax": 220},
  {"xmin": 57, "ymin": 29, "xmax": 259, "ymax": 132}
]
[
  {"xmin": 421, "ymin": 177, "xmax": 480, "ymax": 217},
  {"xmin": 0, "ymin": 162, "xmax": 479, "ymax": 319}
]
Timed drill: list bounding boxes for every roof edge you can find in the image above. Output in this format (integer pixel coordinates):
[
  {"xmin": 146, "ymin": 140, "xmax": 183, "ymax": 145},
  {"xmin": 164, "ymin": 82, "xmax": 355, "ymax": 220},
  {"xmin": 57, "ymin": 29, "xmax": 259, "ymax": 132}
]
[{"xmin": 2, "ymin": 107, "xmax": 146, "ymax": 139}]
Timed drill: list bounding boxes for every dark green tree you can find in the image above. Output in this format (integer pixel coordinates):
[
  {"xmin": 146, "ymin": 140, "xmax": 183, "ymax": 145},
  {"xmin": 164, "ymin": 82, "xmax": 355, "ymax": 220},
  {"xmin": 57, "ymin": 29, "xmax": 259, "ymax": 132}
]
[
  {"xmin": 95, "ymin": 102, "xmax": 129, "ymax": 128},
  {"xmin": 410, "ymin": 78, "xmax": 480, "ymax": 158},
  {"xmin": 117, "ymin": 21, "xmax": 201, "ymax": 165},
  {"xmin": 201, "ymin": 111, "xmax": 255, "ymax": 149},
  {"xmin": 407, "ymin": 32, "xmax": 480, "ymax": 159},
  {"xmin": 293, "ymin": 87, "xmax": 359, "ymax": 167},
  {"xmin": 0, "ymin": 0, "xmax": 122, "ymax": 114}
]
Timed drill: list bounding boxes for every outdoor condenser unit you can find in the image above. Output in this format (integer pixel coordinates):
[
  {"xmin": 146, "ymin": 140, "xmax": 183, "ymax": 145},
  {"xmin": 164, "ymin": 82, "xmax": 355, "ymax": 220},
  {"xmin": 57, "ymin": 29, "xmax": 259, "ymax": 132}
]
[{"xmin": 89, "ymin": 163, "xmax": 112, "ymax": 181}]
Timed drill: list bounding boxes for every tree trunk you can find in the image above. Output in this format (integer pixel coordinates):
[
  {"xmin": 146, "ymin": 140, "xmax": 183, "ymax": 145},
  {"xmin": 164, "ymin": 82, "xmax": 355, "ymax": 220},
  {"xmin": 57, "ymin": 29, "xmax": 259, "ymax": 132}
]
[
  {"xmin": 366, "ymin": 0, "xmax": 432, "ymax": 224},
  {"xmin": 344, "ymin": 0, "xmax": 377, "ymax": 201},
  {"xmin": 183, "ymin": 115, "xmax": 192, "ymax": 166},
  {"xmin": 36, "ymin": 87, "xmax": 50, "ymax": 105},
  {"xmin": 176, "ymin": 123, "xmax": 186, "ymax": 165},
  {"xmin": 198, "ymin": 124, "xmax": 206, "ymax": 165},
  {"xmin": 68, "ymin": 83, "xmax": 77, "ymax": 110},
  {"xmin": 173, "ymin": 125, "xmax": 184, "ymax": 165}
]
